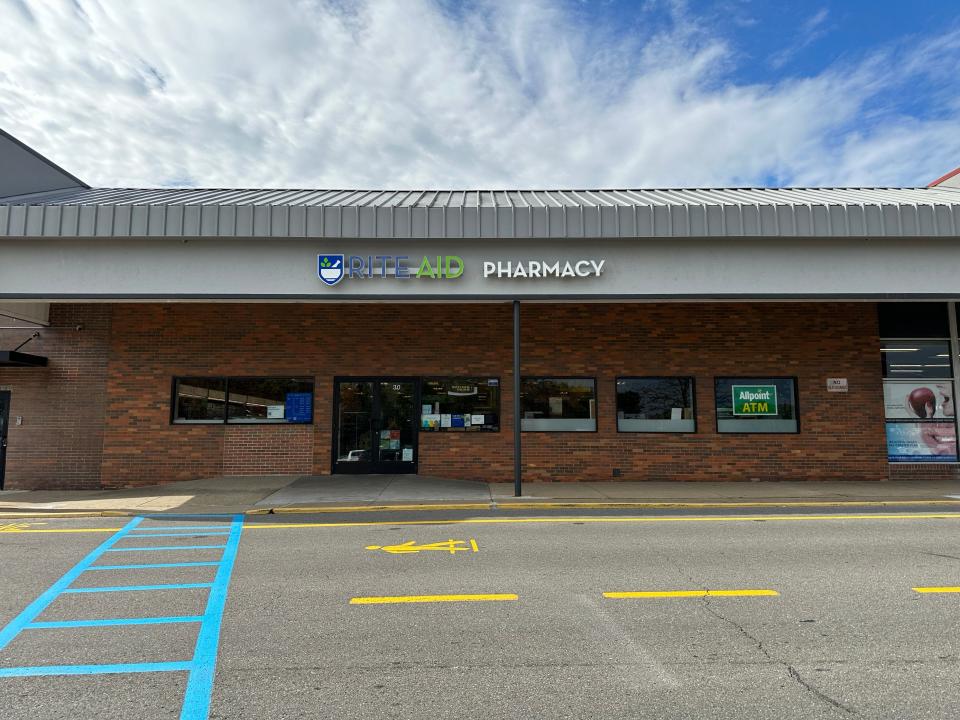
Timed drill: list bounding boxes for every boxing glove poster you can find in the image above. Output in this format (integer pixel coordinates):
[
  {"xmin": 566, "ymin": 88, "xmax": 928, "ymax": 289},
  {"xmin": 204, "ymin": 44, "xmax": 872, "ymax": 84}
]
[{"xmin": 882, "ymin": 381, "xmax": 954, "ymax": 420}]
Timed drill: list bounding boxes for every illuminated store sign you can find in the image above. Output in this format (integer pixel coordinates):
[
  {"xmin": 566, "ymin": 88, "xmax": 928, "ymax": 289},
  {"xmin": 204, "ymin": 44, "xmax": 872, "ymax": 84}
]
[
  {"xmin": 317, "ymin": 254, "xmax": 606, "ymax": 286},
  {"xmin": 482, "ymin": 259, "xmax": 605, "ymax": 279},
  {"xmin": 318, "ymin": 254, "xmax": 463, "ymax": 286}
]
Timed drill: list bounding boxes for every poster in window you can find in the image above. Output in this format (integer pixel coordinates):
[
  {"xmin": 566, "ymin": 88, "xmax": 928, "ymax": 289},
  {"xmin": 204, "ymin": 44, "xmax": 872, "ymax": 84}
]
[
  {"xmin": 886, "ymin": 422, "xmax": 958, "ymax": 462},
  {"xmin": 883, "ymin": 381, "xmax": 954, "ymax": 420}
]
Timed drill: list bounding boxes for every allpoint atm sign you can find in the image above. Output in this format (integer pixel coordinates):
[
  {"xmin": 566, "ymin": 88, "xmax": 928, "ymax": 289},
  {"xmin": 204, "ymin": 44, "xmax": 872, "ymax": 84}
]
[{"xmin": 732, "ymin": 385, "xmax": 778, "ymax": 416}]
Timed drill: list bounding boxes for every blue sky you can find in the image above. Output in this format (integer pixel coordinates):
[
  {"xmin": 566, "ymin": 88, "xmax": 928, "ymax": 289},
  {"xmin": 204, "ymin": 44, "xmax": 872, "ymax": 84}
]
[{"xmin": 1, "ymin": 0, "xmax": 958, "ymax": 188}]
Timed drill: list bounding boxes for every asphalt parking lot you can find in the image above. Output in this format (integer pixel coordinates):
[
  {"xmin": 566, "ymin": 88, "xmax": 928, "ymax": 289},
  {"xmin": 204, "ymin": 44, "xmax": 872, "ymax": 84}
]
[{"xmin": 2, "ymin": 504, "xmax": 960, "ymax": 719}]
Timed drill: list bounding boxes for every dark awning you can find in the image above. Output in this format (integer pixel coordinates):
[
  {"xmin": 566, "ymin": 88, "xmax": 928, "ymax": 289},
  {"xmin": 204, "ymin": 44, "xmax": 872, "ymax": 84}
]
[{"xmin": 0, "ymin": 351, "xmax": 48, "ymax": 367}]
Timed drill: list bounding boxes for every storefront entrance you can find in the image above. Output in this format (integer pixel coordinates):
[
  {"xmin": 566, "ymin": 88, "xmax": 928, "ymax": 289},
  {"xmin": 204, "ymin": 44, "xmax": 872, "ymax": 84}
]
[
  {"xmin": 332, "ymin": 378, "xmax": 419, "ymax": 474},
  {"xmin": 0, "ymin": 391, "xmax": 9, "ymax": 489}
]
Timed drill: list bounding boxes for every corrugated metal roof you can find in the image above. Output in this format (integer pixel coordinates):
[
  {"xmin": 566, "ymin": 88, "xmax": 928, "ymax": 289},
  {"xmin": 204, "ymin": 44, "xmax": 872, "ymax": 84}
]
[{"xmin": 1, "ymin": 186, "xmax": 959, "ymax": 239}]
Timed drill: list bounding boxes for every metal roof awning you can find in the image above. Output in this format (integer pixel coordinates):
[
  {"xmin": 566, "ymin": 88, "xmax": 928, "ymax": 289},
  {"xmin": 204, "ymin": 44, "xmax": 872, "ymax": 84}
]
[
  {"xmin": 0, "ymin": 351, "xmax": 48, "ymax": 367},
  {"xmin": 1, "ymin": 185, "xmax": 959, "ymax": 239}
]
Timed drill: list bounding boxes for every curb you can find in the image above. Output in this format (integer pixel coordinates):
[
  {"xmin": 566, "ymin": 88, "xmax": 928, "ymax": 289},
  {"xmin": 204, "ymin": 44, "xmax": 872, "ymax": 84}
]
[{"xmin": 3, "ymin": 498, "xmax": 959, "ymax": 519}]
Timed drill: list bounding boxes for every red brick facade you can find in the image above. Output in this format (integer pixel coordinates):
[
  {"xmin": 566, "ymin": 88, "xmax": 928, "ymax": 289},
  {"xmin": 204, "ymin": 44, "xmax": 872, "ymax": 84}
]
[
  {"xmin": 0, "ymin": 304, "xmax": 111, "ymax": 489},
  {"xmin": 1, "ymin": 301, "xmax": 955, "ymax": 489}
]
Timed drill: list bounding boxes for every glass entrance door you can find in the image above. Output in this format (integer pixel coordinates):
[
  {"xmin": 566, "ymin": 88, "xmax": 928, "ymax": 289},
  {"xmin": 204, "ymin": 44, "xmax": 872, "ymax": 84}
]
[{"xmin": 333, "ymin": 378, "xmax": 419, "ymax": 474}]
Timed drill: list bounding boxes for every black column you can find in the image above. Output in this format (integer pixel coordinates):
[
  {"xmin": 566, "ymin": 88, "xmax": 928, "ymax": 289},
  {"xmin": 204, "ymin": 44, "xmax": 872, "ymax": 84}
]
[{"xmin": 513, "ymin": 299, "xmax": 522, "ymax": 497}]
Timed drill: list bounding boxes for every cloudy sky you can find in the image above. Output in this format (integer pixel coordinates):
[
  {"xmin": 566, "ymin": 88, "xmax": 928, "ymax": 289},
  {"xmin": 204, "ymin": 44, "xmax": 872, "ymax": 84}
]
[{"xmin": 2, "ymin": 0, "xmax": 959, "ymax": 189}]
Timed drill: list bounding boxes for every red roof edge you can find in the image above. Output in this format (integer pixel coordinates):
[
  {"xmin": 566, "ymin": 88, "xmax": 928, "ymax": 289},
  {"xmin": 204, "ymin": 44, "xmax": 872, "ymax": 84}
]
[{"xmin": 929, "ymin": 166, "xmax": 960, "ymax": 187}]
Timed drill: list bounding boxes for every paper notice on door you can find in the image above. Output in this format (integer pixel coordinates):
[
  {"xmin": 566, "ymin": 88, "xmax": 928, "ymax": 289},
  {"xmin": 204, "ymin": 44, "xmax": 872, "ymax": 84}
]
[
  {"xmin": 440, "ymin": 414, "xmax": 452, "ymax": 428},
  {"xmin": 402, "ymin": 447, "xmax": 413, "ymax": 461}
]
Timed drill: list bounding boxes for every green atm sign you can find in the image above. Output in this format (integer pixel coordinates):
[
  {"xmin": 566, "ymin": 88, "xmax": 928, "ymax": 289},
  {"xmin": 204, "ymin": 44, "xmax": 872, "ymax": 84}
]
[{"xmin": 732, "ymin": 385, "xmax": 778, "ymax": 416}]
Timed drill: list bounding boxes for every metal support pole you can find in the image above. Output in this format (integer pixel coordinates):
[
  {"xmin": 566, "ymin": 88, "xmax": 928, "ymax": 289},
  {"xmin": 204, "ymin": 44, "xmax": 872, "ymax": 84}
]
[{"xmin": 513, "ymin": 299, "xmax": 522, "ymax": 497}]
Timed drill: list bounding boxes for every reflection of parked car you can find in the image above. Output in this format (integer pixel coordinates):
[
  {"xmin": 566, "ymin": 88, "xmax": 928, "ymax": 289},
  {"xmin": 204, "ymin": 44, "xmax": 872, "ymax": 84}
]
[{"xmin": 339, "ymin": 449, "xmax": 369, "ymax": 461}]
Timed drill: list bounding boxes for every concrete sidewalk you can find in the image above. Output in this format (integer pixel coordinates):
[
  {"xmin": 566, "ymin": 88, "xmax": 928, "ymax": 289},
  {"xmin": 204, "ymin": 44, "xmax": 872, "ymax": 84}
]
[{"xmin": 1, "ymin": 474, "xmax": 959, "ymax": 516}]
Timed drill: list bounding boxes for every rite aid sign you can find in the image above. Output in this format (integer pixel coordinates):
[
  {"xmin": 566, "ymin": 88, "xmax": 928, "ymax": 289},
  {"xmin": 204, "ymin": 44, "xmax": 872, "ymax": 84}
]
[{"xmin": 317, "ymin": 254, "xmax": 605, "ymax": 286}]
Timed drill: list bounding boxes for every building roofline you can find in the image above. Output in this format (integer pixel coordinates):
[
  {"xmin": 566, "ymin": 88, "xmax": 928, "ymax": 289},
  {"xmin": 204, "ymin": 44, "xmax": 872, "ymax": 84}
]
[
  {"xmin": 0, "ymin": 128, "xmax": 88, "ymax": 195},
  {"xmin": 929, "ymin": 166, "xmax": 960, "ymax": 188}
]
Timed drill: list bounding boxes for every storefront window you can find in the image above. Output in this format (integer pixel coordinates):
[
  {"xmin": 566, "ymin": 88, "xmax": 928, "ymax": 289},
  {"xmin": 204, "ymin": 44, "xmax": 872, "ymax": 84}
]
[
  {"xmin": 617, "ymin": 377, "xmax": 695, "ymax": 432},
  {"xmin": 173, "ymin": 377, "xmax": 226, "ymax": 423},
  {"xmin": 881, "ymin": 341, "xmax": 953, "ymax": 379},
  {"xmin": 226, "ymin": 378, "xmax": 314, "ymax": 423},
  {"xmin": 172, "ymin": 377, "xmax": 314, "ymax": 424},
  {"xmin": 715, "ymin": 377, "xmax": 798, "ymax": 433},
  {"xmin": 881, "ymin": 338, "xmax": 957, "ymax": 462},
  {"xmin": 521, "ymin": 378, "xmax": 596, "ymax": 431},
  {"xmin": 420, "ymin": 378, "xmax": 500, "ymax": 431}
]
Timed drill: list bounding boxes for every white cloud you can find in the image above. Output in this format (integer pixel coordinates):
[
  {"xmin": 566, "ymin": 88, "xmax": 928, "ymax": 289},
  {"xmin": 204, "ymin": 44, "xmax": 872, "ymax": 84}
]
[
  {"xmin": 769, "ymin": 7, "xmax": 830, "ymax": 69},
  {"xmin": 0, "ymin": 0, "xmax": 957, "ymax": 189}
]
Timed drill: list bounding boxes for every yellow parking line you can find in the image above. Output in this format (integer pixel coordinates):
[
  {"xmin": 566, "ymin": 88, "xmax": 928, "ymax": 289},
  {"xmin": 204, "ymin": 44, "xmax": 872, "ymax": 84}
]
[
  {"xmin": 604, "ymin": 589, "xmax": 779, "ymax": 599},
  {"xmin": 0, "ymin": 527, "xmax": 121, "ymax": 534},
  {"xmin": 913, "ymin": 586, "xmax": 960, "ymax": 594},
  {"xmin": 349, "ymin": 593, "xmax": 518, "ymax": 605}
]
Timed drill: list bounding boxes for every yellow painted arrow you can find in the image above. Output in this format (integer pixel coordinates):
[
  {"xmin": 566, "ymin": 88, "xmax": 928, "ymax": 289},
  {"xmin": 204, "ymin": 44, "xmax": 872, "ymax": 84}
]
[
  {"xmin": 366, "ymin": 539, "xmax": 479, "ymax": 555},
  {"xmin": 0, "ymin": 522, "xmax": 44, "ymax": 532}
]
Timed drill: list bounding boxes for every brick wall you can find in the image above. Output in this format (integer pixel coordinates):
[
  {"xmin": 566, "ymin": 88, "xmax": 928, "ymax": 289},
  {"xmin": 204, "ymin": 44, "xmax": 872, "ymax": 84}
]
[
  {"xmin": 0, "ymin": 304, "xmax": 112, "ymax": 489},
  {"xmin": 3, "ymin": 301, "xmax": 897, "ymax": 488},
  {"xmin": 889, "ymin": 463, "xmax": 960, "ymax": 481},
  {"xmin": 517, "ymin": 303, "xmax": 888, "ymax": 482}
]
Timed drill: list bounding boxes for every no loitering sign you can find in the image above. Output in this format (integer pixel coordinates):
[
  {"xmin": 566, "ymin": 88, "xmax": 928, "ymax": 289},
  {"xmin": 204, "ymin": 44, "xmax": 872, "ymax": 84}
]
[{"xmin": 732, "ymin": 385, "xmax": 778, "ymax": 416}]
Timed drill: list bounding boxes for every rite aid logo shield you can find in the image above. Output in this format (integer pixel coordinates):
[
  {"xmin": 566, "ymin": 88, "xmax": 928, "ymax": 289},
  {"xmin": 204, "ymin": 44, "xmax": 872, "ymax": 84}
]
[{"xmin": 317, "ymin": 254, "xmax": 344, "ymax": 286}]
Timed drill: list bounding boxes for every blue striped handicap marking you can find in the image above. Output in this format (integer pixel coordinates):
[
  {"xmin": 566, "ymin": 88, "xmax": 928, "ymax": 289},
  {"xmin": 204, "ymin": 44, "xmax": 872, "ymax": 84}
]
[
  {"xmin": 105, "ymin": 544, "xmax": 227, "ymax": 552},
  {"xmin": 120, "ymin": 531, "xmax": 231, "ymax": 538},
  {"xmin": 180, "ymin": 515, "xmax": 243, "ymax": 720},
  {"xmin": 63, "ymin": 582, "xmax": 215, "ymax": 594},
  {"xmin": 27, "ymin": 616, "xmax": 204, "ymax": 629},
  {"xmin": 130, "ymin": 526, "xmax": 232, "ymax": 532},
  {"xmin": 0, "ymin": 661, "xmax": 193, "ymax": 677},
  {"xmin": 0, "ymin": 513, "xmax": 245, "ymax": 720},
  {"xmin": 88, "ymin": 561, "xmax": 221, "ymax": 571},
  {"xmin": 0, "ymin": 515, "xmax": 145, "ymax": 651}
]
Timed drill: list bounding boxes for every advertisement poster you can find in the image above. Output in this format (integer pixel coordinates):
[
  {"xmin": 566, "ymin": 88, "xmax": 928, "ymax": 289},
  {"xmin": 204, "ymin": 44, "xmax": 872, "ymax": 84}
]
[
  {"xmin": 883, "ymin": 381, "xmax": 954, "ymax": 420},
  {"xmin": 421, "ymin": 414, "xmax": 440, "ymax": 429},
  {"xmin": 886, "ymin": 422, "xmax": 957, "ymax": 462},
  {"xmin": 284, "ymin": 392, "xmax": 313, "ymax": 423}
]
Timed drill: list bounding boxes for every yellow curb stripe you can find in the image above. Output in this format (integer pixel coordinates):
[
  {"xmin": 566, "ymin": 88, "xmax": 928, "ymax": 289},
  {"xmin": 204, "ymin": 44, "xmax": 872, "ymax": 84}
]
[
  {"xmin": 250, "ymin": 499, "xmax": 960, "ymax": 514},
  {"xmin": 349, "ymin": 593, "xmax": 517, "ymax": 605},
  {"xmin": 2, "ymin": 500, "xmax": 957, "ymax": 520},
  {"xmin": 604, "ymin": 589, "xmax": 779, "ymax": 599},
  {"xmin": 3, "ymin": 512, "xmax": 960, "ymax": 535},
  {"xmin": 913, "ymin": 586, "xmax": 960, "ymax": 594},
  {"xmin": 245, "ymin": 512, "xmax": 960, "ymax": 530},
  {"xmin": 268, "ymin": 503, "xmax": 493, "ymax": 513},
  {"xmin": 498, "ymin": 500, "xmax": 960, "ymax": 510}
]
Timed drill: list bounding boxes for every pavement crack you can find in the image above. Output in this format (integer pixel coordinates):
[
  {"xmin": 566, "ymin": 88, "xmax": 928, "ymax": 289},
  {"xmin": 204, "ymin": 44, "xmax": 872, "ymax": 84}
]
[
  {"xmin": 919, "ymin": 551, "xmax": 960, "ymax": 561},
  {"xmin": 699, "ymin": 598, "xmax": 858, "ymax": 716}
]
